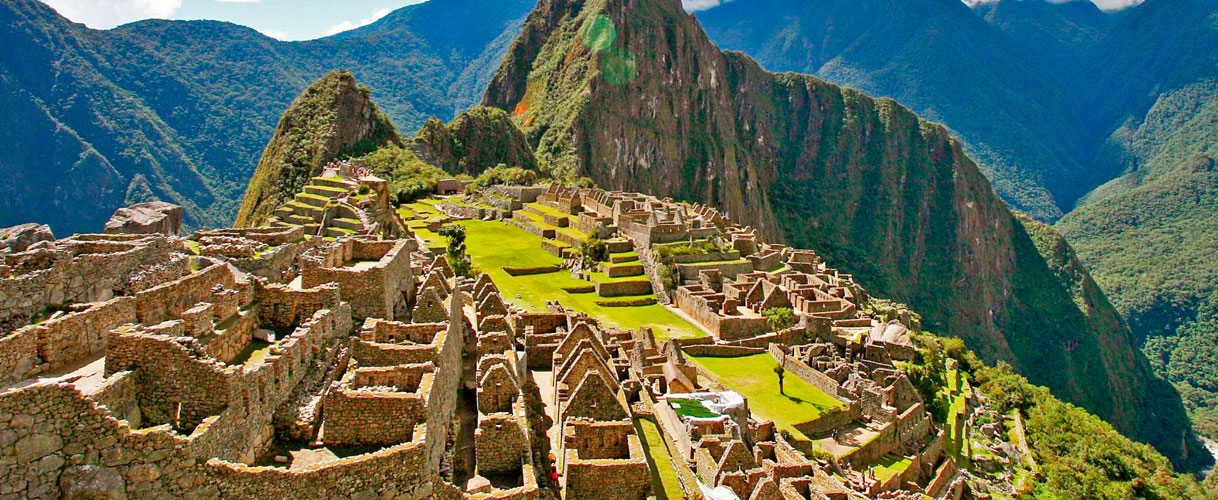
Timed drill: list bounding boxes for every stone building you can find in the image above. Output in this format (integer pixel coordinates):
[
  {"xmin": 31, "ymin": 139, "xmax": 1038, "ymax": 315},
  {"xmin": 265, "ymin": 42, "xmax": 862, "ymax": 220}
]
[{"xmin": 300, "ymin": 237, "xmax": 414, "ymax": 320}]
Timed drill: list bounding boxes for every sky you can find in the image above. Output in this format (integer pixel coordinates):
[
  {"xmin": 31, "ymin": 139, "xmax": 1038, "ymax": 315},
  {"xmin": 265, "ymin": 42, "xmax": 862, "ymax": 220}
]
[
  {"xmin": 39, "ymin": 0, "xmax": 1147, "ymax": 40},
  {"xmin": 38, "ymin": 0, "xmax": 429, "ymax": 40}
]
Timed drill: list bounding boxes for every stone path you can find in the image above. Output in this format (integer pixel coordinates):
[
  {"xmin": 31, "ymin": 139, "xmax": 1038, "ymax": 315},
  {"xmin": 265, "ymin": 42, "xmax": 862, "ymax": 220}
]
[
  {"xmin": 3, "ymin": 354, "xmax": 106, "ymax": 394},
  {"xmin": 530, "ymin": 370, "xmax": 560, "ymax": 481}
]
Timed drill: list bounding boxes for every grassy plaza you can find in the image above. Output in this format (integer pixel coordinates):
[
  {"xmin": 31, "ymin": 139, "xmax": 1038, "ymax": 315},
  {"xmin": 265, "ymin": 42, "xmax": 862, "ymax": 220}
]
[
  {"xmin": 688, "ymin": 353, "xmax": 845, "ymax": 440},
  {"xmin": 458, "ymin": 219, "xmax": 702, "ymax": 339}
]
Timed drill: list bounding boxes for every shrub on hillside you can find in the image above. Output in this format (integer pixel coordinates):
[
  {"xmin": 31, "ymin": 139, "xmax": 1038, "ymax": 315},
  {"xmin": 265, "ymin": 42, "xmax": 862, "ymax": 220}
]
[
  {"xmin": 356, "ymin": 146, "xmax": 448, "ymax": 204},
  {"xmin": 466, "ymin": 165, "xmax": 538, "ymax": 193}
]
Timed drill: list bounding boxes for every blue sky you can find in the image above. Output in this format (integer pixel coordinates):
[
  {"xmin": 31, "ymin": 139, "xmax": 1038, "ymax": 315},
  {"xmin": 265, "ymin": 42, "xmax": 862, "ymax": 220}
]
[
  {"xmin": 39, "ymin": 0, "xmax": 1145, "ymax": 41},
  {"xmin": 39, "ymin": 0, "xmax": 429, "ymax": 40}
]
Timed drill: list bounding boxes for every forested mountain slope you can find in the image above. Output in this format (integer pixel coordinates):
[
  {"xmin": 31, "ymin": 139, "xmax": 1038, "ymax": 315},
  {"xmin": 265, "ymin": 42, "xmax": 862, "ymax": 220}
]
[
  {"xmin": 0, "ymin": 0, "xmax": 536, "ymax": 234},
  {"xmin": 692, "ymin": 0, "xmax": 1218, "ymax": 449},
  {"xmin": 693, "ymin": 0, "xmax": 1094, "ymax": 220},
  {"xmin": 481, "ymin": 0, "xmax": 1207, "ymax": 469}
]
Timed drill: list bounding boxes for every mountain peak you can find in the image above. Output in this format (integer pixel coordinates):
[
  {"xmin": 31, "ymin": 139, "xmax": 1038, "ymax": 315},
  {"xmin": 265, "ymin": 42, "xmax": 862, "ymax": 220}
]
[
  {"xmin": 481, "ymin": 0, "xmax": 1205, "ymax": 468},
  {"xmin": 235, "ymin": 70, "xmax": 401, "ymax": 227}
]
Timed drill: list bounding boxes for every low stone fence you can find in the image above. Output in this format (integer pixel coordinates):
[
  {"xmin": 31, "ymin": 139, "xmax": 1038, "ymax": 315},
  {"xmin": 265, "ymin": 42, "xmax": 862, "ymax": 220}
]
[
  {"xmin": 594, "ymin": 280, "xmax": 652, "ymax": 297},
  {"xmin": 209, "ymin": 423, "xmax": 458, "ymax": 500},
  {"xmin": 768, "ymin": 344, "xmax": 850, "ymax": 401},
  {"xmin": 681, "ymin": 344, "xmax": 764, "ymax": 357},
  {"xmin": 667, "ymin": 251, "xmax": 741, "ymax": 264},
  {"xmin": 676, "ymin": 260, "xmax": 754, "ymax": 282},
  {"xmin": 502, "ymin": 265, "xmax": 562, "ymax": 276}
]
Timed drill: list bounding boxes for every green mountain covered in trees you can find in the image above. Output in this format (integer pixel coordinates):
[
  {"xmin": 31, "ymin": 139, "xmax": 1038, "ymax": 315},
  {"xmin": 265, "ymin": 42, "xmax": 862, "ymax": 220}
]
[
  {"xmin": 480, "ymin": 0, "xmax": 1207, "ymax": 470},
  {"xmin": 0, "ymin": 0, "xmax": 536, "ymax": 234},
  {"xmin": 693, "ymin": 0, "xmax": 1218, "ymax": 451}
]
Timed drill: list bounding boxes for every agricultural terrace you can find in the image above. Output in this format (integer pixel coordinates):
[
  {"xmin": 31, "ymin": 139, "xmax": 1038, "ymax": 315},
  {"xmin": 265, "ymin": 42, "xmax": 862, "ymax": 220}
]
[
  {"xmin": 458, "ymin": 219, "xmax": 701, "ymax": 339},
  {"xmin": 689, "ymin": 353, "xmax": 845, "ymax": 441},
  {"xmin": 400, "ymin": 201, "xmax": 446, "ymax": 252}
]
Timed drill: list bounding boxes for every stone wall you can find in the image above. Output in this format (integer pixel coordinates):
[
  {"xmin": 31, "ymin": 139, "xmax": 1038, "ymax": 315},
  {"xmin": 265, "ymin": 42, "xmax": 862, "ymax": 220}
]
[
  {"xmin": 134, "ymin": 262, "xmax": 234, "ymax": 325},
  {"xmin": 256, "ymin": 281, "xmax": 342, "ymax": 329},
  {"xmin": 301, "ymin": 239, "xmax": 412, "ymax": 320},
  {"xmin": 674, "ymin": 286, "xmax": 771, "ymax": 341},
  {"xmin": 0, "ymin": 297, "xmax": 136, "ymax": 385},
  {"xmin": 322, "ymin": 375, "xmax": 430, "ymax": 445},
  {"xmin": 594, "ymin": 280, "xmax": 652, "ymax": 297},
  {"xmin": 769, "ymin": 345, "xmax": 851, "ymax": 401},
  {"xmin": 105, "ymin": 327, "xmax": 235, "ymax": 430},
  {"xmin": 475, "ymin": 413, "xmax": 527, "ymax": 473},
  {"xmin": 0, "ymin": 235, "xmax": 180, "ymax": 334},
  {"xmin": 561, "ymin": 420, "xmax": 651, "ymax": 500}
]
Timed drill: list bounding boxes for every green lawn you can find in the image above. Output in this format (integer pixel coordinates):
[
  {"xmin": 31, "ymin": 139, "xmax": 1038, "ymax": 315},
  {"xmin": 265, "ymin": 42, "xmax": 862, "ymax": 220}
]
[
  {"xmin": 459, "ymin": 220, "xmax": 701, "ymax": 340},
  {"xmin": 872, "ymin": 454, "xmax": 913, "ymax": 482},
  {"xmin": 636, "ymin": 418, "xmax": 684, "ymax": 500},
  {"xmin": 688, "ymin": 353, "xmax": 845, "ymax": 440},
  {"xmin": 943, "ymin": 369, "xmax": 972, "ymax": 460},
  {"xmin": 667, "ymin": 398, "xmax": 717, "ymax": 418}
]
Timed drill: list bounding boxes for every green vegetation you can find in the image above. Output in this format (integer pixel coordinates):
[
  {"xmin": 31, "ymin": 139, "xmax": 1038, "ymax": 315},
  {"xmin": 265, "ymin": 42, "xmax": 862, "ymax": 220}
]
[
  {"xmin": 894, "ymin": 331, "xmax": 1217, "ymax": 500},
  {"xmin": 437, "ymin": 224, "xmax": 473, "ymax": 278},
  {"xmin": 688, "ymin": 353, "xmax": 844, "ymax": 441},
  {"xmin": 357, "ymin": 146, "xmax": 449, "ymax": 204},
  {"xmin": 666, "ymin": 398, "xmax": 717, "ymax": 419},
  {"xmin": 0, "ymin": 0, "xmax": 537, "ymax": 234},
  {"xmin": 636, "ymin": 418, "xmax": 684, "ymax": 500},
  {"xmin": 762, "ymin": 307, "xmax": 796, "ymax": 331},
  {"xmin": 466, "ymin": 165, "xmax": 539, "ymax": 193},
  {"xmin": 1058, "ymin": 83, "xmax": 1218, "ymax": 440},
  {"xmin": 654, "ymin": 239, "xmax": 733, "ymax": 260},
  {"xmin": 412, "ymin": 106, "xmax": 537, "ymax": 175},
  {"xmin": 871, "ymin": 454, "xmax": 913, "ymax": 483},
  {"xmin": 459, "ymin": 220, "xmax": 701, "ymax": 339},
  {"xmin": 974, "ymin": 363, "xmax": 1214, "ymax": 500}
]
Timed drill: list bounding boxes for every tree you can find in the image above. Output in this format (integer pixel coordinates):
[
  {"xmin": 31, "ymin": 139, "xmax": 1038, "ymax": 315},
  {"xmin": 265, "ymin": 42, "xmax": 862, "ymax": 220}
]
[
  {"xmin": 763, "ymin": 307, "xmax": 796, "ymax": 331},
  {"xmin": 773, "ymin": 364, "xmax": 786, "ymax": 395},
  {"xmin": 438, "ymin": 224, "xmax": 472, "ymax": 277}
]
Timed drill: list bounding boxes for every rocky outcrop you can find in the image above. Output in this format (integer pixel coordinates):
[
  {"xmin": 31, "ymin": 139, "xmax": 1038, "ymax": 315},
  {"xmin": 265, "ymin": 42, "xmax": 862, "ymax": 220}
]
[
  {"xmin": 104, "ymin": 202, "xmax": 184, "ymax": 236},
  {"xmin": 482, "ymin": 0, "xmax": 1205, "ymax": 467},
  {"xmin": 235, "ymin": 70, "xmax": 402, "ymax": 227},
  {"xmin": 411, "ymin": 105, "xmax": 536, "ymax": 175},
  {"xmin": 0, "ymin": 223, "xmax": 54, "ymax": 253}
]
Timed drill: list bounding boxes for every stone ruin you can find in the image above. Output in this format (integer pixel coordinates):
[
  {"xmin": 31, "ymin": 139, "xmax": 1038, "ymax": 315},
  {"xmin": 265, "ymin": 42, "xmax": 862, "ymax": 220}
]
[
  {"xmin": 267, "ymin": 164, "xmax": 409, "ymax": 239},
  {"xmin": 1, "ymin": 183, "xmax": 1001, "ymax": 500}
]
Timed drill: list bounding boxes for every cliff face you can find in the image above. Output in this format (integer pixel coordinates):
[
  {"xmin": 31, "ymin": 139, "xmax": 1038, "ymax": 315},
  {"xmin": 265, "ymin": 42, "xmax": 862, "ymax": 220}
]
[
  {"xmin": 483, "ymin": 0, "xmax": 1205, "ymax": 467},
  {"xmin": 235, "ymin": 70, "xmax": 401, "ymax": 227},
  {"xmin": 411, "ymin": 105, "xmax": 537, "ymax": 175}
]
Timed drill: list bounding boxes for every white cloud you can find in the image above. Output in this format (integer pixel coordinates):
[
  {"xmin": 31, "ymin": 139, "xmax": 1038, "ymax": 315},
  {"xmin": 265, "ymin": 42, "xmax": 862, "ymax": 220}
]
[
  {"xmin": 1089, "ymin": 0, "xmax": 1144, "ymax": 11},
  {"xmin": 323, "ymin": 7, "xmax": 392, "ymax": 37},
  {"xmin": 40, "ymin": 0, "xmax": 182, "ymax": 29},
  {"xmin": 962, "ymin": 0, "xmax": 1144, "ymax": 12},
  {"xmin": 682, "ymin": 0, "xmax": 735, "ymax": 12}
]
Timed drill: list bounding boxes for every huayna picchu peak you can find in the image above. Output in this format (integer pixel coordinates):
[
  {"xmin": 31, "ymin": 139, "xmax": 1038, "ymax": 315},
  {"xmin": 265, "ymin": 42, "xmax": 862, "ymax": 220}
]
[
  {"xmin": 1, "ymin": 0, "xmax": 1216, "ymax": 498},
  {"xmin": 235, "ymin": 70, "xmax": 403, "ymax": 228}
]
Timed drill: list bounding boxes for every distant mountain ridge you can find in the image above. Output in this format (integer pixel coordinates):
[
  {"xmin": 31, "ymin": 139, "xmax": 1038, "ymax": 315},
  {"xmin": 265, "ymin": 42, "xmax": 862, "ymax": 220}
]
[{"xmin": 0, "ymin": 0, "xmax": 536, "ymax": 234}]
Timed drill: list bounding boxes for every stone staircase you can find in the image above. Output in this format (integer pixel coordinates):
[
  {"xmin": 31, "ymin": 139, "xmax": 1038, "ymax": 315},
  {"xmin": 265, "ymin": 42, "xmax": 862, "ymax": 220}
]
[{"xmin": 269, "ymin": 177, "xmax": 360, "ymax": 237}]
